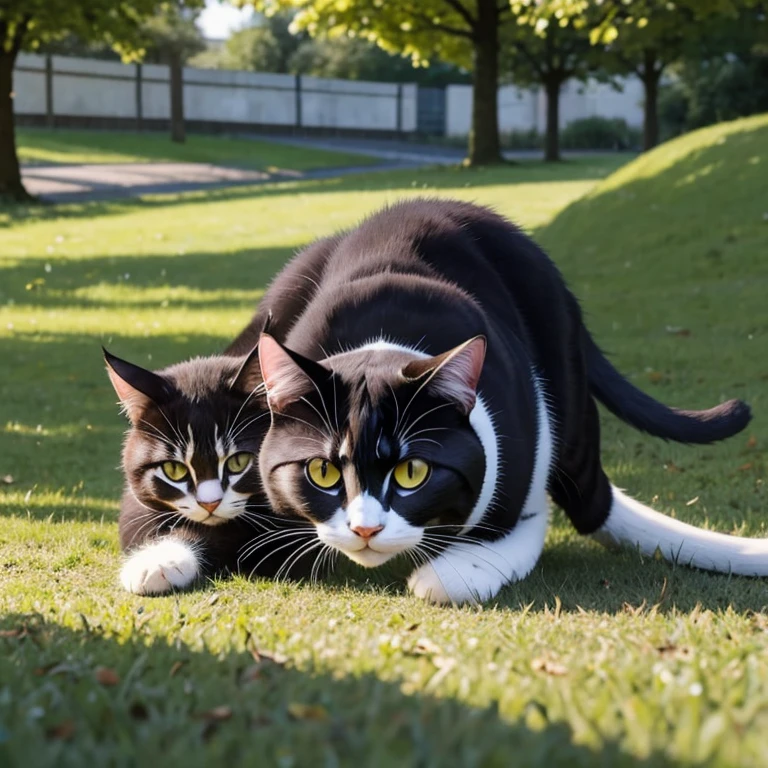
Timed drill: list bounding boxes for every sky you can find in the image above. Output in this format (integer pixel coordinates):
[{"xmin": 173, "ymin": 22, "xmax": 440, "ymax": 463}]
[{"xmin": 197, "ymin": 0, "xmax": 255, "ymax": 40}]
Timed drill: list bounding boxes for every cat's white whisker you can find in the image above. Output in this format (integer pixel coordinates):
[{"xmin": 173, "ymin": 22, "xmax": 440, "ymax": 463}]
[
  {"xmin": 247, "ymin": 534, "xmax": 318, "ymax": 581},
  {"xmin": 277, "ymin": 539, "xmax": 324, "ymax": 583},
  {"xmin": 237, "ymin": 528, "xmax": 315, "ymax": 565}
]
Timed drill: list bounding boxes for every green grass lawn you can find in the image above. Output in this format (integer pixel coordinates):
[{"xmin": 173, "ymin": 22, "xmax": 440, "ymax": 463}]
[
  {"xmin": 16, "ymin": 128, "xmax": 378, "ymax": 171},
  {"xmin": 0, "ymin": 118, "xmax": 766, "ymax": 766}
]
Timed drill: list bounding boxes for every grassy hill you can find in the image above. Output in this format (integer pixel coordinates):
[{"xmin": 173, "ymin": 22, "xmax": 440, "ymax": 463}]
[
  {"xmin": 1, "ymin": 116, "xmax": 767, "ymax": 766},
  {"xmin": 538, "ymin": 114, "xmax": 768, "ymax": 538}
]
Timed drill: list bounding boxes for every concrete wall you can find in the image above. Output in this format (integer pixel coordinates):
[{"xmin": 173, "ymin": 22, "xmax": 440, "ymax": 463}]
[
  {"xmin": 446, "ymin": 78, "xmax": 644, "ymax": 137},
  {"xmin": 16, "ymin": 52, "xmax": 641, "ymax": 138},
  {"xmin": 14, "ymin": 53, "xmax": 417, "ymax": 134}
]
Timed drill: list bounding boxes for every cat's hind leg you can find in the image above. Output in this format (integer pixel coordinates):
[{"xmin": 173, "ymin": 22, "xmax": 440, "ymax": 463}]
[{"xmin": 120, "ymin": 538, "xmax": 201, "ymax": 595}]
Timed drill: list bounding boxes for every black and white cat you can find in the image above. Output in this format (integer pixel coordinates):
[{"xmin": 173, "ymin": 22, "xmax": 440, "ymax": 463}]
[{"xmin": 252, "ymin": 198, "xmax": 765, "ymax": 604}]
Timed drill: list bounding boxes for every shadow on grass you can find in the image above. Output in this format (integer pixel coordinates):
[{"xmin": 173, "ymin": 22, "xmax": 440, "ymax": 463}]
[
  {"xmin": 2, "ymin": 156, "xmax": 624, "ymax": 227},
  {"xmin": 0, "ymin": 246, "xmax": 295, "ymax": 311},
  {"xmin": 0, "ymin": 613, "xmax": 660, "ymax": 767},
  {"xmin": 316, "ymin": 530, "xmax": 768, "ymax": 617}
]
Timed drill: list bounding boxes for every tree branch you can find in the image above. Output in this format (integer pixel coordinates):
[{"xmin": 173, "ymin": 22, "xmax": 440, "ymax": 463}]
[
  {"xmin": 9, "ymin": 16, "xmax": 31, "ymax": 60},
  {"xmin": 440, "ymin": 0, "xmax": 477, "ymax": 28},
  {"xmin": 511, "ymin": 38, "xmax": 546, "ymax": 78},
  {"xmin": 410, "ymin": 9, "xmax": 474, "ymax": 39}
]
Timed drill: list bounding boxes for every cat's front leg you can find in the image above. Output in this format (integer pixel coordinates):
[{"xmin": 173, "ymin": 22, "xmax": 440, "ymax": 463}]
[
  {"xmin": 120, "ymin": 538, "xmax": 201, "ymax": 595},
  {"xmin": 407, "ymin": 511, "xmax": 549, "ymax": 604}
]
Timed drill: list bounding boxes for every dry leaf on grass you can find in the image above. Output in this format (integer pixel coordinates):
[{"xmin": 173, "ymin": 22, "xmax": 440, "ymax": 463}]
[
  {"xmin": 95, "ymin": 666, "xmax": 120, "ymax": 686},
  {"xmin": 656, "ymin": 644, "xmax": 693, "ymax": 661},
  {"xmin": 0, "ymin": 624, "xmax": 31, "ymax": 639},
  {"xmin": 531, "ymin": 658, "xmax": 568, "ymax": 676},
  {"xmin": 169, "ymin": 660, "xmax": 187, "ymax": 677},
  {"xmin": 411, "ymin": 637, "xmax": 443, "ymax": 656},
  {"xmin": 197, "ymin": 706, "xmax": 233, "ymax": 722},
  {"xmin": 46, "ymin": 719, "xmax": 75, "ymax": 741},
  {"xmin": 287, "ymin": 703, "xmax": 329, "ymax": 722}
]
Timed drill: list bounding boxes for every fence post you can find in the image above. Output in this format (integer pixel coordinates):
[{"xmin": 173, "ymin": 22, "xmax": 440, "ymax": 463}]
[
  {"xmin": 396, "ymin": 84, "xmax": 403, "ymax": 136},
  {"xmin": 295, "ymin": 74, "xmax": 302, "ymax": 131},
  {"xmin": 45, "ymin": 54, "xmax": 54, "ymax": 128},
  {"xmin": 135, "ymin": 63, "xmax": 143, "ymax": 132}
]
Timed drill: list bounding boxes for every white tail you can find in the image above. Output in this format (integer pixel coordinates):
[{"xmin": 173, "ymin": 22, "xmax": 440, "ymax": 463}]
[{"xmin": 594, "ymin": 486, "xmax": 768, "ymax": 576}]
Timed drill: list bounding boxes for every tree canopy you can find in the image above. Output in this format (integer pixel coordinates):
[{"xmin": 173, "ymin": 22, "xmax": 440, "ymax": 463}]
[
  {"xmin": 254, "ymin": 0, "xmax": 513, "ymax": 164},
  {"xmin": 0, "ymin": 0, "xmax": 204, "ymax": 200}
]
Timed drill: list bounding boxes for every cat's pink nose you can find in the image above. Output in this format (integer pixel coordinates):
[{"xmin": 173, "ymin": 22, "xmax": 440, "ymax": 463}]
[
  {"xmin": 350, "ymin": 524, "xmax": 384, "ymax": 539},
  {"xmin": 199, "ymin": 500, "xmax": 221, "ymax": 514}
]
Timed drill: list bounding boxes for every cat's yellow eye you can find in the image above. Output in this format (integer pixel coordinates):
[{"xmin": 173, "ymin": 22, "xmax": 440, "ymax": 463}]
[
  {"xmin": 226, "ymin": 452, "xmax": 252, "ymax": 474},
  {"xmin": 162, "ymin": 461, "xmax": 189, "ymax": 482},
  {"xmin": 306, "ymin": 458, "xmax": 342, "ymax": 490},
  {"xmin": 393, "ymin": 459, "xmax": 431, "ymax": 490}
]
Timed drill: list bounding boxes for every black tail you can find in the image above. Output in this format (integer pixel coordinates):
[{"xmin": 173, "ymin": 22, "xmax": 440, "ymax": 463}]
[{"xmin": 585, "ymin": 334, "xmax": 751, "ymax": 444}]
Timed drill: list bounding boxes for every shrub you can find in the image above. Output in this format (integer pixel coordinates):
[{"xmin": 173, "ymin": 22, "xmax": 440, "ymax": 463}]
[
  {"xmin": 500, "ymin": 128, "xmax": 542, "ymax": 150},
  {"xmin": 560, "ymin": 117, "xmax": 641, "ymax": 151}
]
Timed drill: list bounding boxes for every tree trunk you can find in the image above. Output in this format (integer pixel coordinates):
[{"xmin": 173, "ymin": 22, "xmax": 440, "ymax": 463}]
[
  {"xmin": 543, "ymin": 77, "xmax": 562, "ymax": 162},
  {"xmin": 468, "ymin": 0, "xmax": 502, "ymax": 166},
  {"xmin": 0, "ymin": 50, "xmax": 32, "ymax": 203},
  {"xmin": 642, "ymin": 49, "xmax": 661, "ymax": 151},
  {"xmin": 169, "ymin": 54, "xmax": 185, "ymax": 144}
]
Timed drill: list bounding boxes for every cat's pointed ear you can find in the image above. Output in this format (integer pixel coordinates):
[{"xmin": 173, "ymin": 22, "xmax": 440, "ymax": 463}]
[
  {"xmin": 401, "ymin": 336, "xmax": 486, "ymax": 415},
  {"xmin": 103, "ymin": 348, "xmax": 174, "ymax": 424},
  {"xmin": 258, "ymin": 334, "xmax": 330, "ymax": 412},
  {"xmin": 231, "ymin": 344, "xmax": 263, "ymax": 394}
]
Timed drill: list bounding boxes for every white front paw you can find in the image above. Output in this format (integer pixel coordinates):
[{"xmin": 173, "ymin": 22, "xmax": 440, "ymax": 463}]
[
  {"xmin": 120, "ymin": 539, "xmax": 200, "ymax": 595},
  {"xmin": 407, "ymin": 552, "xmax": 505, "ymax": 605}
]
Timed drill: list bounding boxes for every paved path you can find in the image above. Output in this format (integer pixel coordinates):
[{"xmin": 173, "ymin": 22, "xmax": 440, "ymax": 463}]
[
  {"xmin": 250, "ymin": 135, "xmax": 602, "ymax": 164},
  {"xmin": 22, "ymin": 139, "xmax": 605, "ymax": 203},
  {"xmin": 22, "ymin": 159, "xmax": 418, "ymax": 204}
]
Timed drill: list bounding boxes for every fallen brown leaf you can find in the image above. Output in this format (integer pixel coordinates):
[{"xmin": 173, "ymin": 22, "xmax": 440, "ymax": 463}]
[
  {"xmin": 665, "ymin": 326, "xmax": 692, "ymax": 337},
  {"xmin": 198, "ymin": 705, "xmax": 233, "ymax": 722},
  {"xmin": 169, "ymin": 660, "xmax": 187, "ymax": 677},
  {"xmin": 656, "ymin": 644, "xmax": 693, "ymax": 660},
  {"xmin": 240, "ymin": 664, "xmax": 265, "ymax": 684},
  {"xmin": 287, "ymin": 703, "xmax": 329, "ymax": 722},
  {"xmin": 747, "ymin": 436, "xmax": 758, "ymax": 449},
  {"xmin": 412, "ymin": 637, "xmax": 443, "ymax": 656},
  {"xmin": 34, "ymin": 662, "xmax": 60, "ymax": 676},
  {"xmin": 738, "ymin": 462, "xmax": 754, "ymax": 472},
  {"xmin": 0, "ymin": 627, "xmax": 25, "ymax": 638},
  {"xmin": 46, "ymin": 719, "xmax": 75, "ymax": 741},
  {"xmin": 95, "ymin": 666, "xmax": 120, "ymax": 686},
  {"xmin": 531, "ymin": 658, "xmax": 568, "ymax": 676}
]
